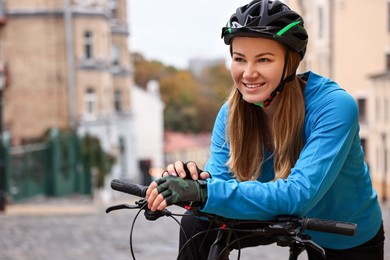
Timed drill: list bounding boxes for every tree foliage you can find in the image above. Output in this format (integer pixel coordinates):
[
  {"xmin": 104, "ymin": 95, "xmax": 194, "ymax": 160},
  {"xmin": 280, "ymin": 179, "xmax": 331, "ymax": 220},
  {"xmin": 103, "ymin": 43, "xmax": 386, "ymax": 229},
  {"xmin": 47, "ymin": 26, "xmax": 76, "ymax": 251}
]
[
  {"xmin": 80, "ymin": 134, "xmax": 115, "ymax": 188},
  {"xmin": 131, "ymin": 52, "xmax": 233, "ymax": 133}
]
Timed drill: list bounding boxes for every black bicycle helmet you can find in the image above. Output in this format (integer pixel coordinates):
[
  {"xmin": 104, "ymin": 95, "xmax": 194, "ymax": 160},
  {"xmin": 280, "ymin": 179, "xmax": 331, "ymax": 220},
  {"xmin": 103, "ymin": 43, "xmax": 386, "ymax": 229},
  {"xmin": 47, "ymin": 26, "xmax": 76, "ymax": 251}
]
[{"xmin": 222, "ymin": 0, "xmax": 308, "ymax": 59}]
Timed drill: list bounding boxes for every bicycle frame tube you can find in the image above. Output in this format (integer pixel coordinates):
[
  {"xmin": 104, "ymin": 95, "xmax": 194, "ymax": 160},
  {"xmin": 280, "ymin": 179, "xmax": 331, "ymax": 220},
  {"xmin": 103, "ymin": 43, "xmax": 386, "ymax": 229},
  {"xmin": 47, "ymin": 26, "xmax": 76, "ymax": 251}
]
[
  {"xmin": 206, "ymin": 228, "xmax": 305, "ymax": 260},
  {"xmin": 208, "ymin": 229, "xmax": 232, "ymax": 260}
]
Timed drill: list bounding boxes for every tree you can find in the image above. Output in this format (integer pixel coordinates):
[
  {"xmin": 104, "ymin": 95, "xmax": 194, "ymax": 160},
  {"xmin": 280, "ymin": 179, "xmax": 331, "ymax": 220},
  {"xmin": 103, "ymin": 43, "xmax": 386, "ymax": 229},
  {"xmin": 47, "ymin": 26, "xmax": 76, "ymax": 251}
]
[
  {"xmin": 194, "ymin": 64, "xmax": 233, "ymax": 131},
  {"xmin": 160, "ymin": 71, "xmax": 202, "ymax": 132},
  {"xmin": 132, "ymin": 52, "xmax": 174, "ymax": 88}
]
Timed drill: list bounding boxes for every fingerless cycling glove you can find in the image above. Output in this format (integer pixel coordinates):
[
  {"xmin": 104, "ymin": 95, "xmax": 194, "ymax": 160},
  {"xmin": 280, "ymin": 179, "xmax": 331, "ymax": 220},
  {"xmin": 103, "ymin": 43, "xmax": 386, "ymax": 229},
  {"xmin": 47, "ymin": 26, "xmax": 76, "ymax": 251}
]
[{"xmin": 156, "ymin": 176, "xmax": 208, "ymax": 206}]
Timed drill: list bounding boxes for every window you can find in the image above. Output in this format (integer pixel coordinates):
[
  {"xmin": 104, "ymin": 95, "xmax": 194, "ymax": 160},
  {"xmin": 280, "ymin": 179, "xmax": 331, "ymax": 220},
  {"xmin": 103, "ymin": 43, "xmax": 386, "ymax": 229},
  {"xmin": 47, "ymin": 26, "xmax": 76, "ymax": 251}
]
[
  {"xmin": 114, "ymin": 90, "xmax": 122, "ymax": 112},
  {"xmin": 84, "ymin": 31, "xmax": 93, "ymax": 59},
  {"xmin": 386, "ymin": 53, "xmax": 390, "ymax": 71},
  {"xmin": 357, "ymin": 98, "xmax": 367, "ymax": 123},
  {"xmin": 85, "ymin": 88, "xmax": 97, "ymax": 114},
  {"xmin": 109, "ymin": 0, "xmax": 118, "ymax": 18},
  {"xmin": 111, "ymin": 44, "xmax": 120, "ymax": 66}
]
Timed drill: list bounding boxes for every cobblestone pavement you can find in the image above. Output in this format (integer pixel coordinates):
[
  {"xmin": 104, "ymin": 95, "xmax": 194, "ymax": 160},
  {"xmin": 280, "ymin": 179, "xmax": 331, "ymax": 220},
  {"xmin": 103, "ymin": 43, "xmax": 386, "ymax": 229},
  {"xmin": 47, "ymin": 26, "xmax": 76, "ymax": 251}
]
[{"xmin": 0, "ymin": 195, "xmax": 389, "ymax": 260}]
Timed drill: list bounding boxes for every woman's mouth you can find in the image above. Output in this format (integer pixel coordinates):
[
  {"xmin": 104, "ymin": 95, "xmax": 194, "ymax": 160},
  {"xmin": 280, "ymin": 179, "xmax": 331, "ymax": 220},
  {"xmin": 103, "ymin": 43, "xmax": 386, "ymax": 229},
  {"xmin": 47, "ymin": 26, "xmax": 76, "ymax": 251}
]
[{"xmin": 243, "ymin": 83, "xmax": 265, "ymax": 89}]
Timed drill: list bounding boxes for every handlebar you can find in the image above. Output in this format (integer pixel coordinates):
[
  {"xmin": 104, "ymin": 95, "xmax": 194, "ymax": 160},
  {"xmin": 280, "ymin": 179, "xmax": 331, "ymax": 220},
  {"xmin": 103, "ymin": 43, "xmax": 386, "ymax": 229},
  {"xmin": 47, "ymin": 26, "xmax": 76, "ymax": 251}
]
[
  {"xmin": 106, "ymin": 179, "xmax": 357, "ymax": 259},
  {"xmin": 303, "ymin": 217, "xmax": 356, "ymax": 236},
  {"xmin": 109, "ymin": 178, "xmax": 356, "ymax": 236},
  {"xmin": 111, "ymin": 179, "xmax": 148, "ymax": 197}
]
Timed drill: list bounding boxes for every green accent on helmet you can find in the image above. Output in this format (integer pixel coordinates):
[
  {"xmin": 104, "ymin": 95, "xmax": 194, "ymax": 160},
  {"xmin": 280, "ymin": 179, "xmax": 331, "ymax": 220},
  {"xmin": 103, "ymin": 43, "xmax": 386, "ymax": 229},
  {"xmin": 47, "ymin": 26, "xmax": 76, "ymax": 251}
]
[
  {"xmin": 276, "ymin": 20, "xmax": 302, "ymax": 36},
  {"xmin": 227, "ymin": 20, "xmax": 232, "ymax": 34}
]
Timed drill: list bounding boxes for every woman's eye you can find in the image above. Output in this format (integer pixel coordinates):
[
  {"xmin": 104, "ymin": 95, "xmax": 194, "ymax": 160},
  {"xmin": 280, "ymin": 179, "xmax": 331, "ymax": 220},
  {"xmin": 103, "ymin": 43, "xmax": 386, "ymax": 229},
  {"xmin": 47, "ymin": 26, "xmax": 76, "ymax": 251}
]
[
  {"xmin": 234, "ymin": 57, "xmax": 245, "ymax": 62},
  {"xmin": 259, "ymin": 58, "xmax": 269, "ymax": 62}
]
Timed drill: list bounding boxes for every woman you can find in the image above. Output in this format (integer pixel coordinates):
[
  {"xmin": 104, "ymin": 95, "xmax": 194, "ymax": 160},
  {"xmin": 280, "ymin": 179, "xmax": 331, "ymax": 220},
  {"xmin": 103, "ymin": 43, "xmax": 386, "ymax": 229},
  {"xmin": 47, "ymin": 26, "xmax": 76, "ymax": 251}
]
[{"xmin": 146, "ymin": 0, "xmax": 384, "ymax": 259}]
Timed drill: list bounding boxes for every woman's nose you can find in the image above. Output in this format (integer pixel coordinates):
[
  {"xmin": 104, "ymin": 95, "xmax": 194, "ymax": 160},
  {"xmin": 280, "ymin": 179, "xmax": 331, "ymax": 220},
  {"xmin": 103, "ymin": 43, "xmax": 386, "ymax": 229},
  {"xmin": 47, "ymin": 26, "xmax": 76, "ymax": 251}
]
[{"xmin": 243, "ymin": 64, "xmax": 259, "ymax": 79}]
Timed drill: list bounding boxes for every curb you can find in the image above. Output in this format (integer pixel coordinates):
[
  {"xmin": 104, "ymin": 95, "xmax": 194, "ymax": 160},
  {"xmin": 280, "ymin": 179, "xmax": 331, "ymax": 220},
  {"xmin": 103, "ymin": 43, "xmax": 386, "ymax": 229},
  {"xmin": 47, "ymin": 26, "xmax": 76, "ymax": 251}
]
[{"xmin": 0, "ymin": 196, "xmax": 138, "ymax": 216}]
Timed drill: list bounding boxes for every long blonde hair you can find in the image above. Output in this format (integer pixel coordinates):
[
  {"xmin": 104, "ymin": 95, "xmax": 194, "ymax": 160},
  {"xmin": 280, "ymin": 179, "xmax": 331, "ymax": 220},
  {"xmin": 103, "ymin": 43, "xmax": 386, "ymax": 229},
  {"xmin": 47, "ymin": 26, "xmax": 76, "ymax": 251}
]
[{"xmin": 227, "ymin": 51, "xmax": 305, "ymax": 181}]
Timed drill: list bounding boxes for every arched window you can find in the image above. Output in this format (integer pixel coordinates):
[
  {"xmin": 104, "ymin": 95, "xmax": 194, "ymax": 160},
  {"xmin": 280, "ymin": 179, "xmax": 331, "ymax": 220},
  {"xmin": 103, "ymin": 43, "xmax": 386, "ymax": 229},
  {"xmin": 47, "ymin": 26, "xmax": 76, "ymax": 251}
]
[
  {"xmin": 114, "ymin": 90, "xmax": 122, "ymax": 112},
  {"xmin": 111, "ymin": 44, "xmax": 120, "ymax": 66},
  {"xmin": 84, "ymin": 31, "xmax": 93, "ymax": 59},
  {"xmin": 85, "ymin": 88, "xmax": 97, "ymax": 114}
]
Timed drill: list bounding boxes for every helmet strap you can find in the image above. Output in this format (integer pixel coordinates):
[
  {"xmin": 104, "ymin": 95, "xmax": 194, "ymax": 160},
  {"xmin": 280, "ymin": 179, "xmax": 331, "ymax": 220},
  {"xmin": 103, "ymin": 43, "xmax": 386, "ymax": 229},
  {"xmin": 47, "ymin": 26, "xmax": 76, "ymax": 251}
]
[{"xmin": 261, "ymin": 50, "xmax": 295, "ymax": 108}]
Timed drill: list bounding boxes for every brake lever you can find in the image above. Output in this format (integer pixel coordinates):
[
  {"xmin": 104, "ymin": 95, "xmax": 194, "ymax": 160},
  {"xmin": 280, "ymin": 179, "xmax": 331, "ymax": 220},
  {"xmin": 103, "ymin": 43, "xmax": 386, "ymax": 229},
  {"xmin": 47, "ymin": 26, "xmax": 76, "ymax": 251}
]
[
  {"xmin": 293, "ymin": 234, "xmax": 326, "ymax": 258},
  {"xmin": 105, "ymin": 203, "xmax": 142, "ymax": 213},
  {"xmin": 106, "ymin": 199, "xmax": 147, "ymax": 214}
]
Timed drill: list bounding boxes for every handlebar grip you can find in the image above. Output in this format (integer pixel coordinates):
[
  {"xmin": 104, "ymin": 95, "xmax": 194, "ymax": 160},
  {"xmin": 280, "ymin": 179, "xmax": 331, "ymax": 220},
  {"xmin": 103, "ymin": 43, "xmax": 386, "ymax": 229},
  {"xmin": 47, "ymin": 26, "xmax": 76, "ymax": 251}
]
[
  {"xmin": 110, "ymin": 179, "xmax": 148, "ymax": 198},
  {"xmin": 304, "ymin": 218, "xmax": 357, "ymax": 236}
]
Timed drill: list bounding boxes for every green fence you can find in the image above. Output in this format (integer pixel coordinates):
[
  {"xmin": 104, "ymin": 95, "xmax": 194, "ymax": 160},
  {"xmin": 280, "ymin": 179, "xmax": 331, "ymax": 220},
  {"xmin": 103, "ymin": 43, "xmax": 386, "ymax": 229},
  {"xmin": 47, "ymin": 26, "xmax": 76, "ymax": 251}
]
[
  {"xmin": 6, "ymin": 143, "xmax": 49, "ymax": 201},
  {"xmin": 4, "ymin": 129, "xmax": 92, "ymax": 202}
]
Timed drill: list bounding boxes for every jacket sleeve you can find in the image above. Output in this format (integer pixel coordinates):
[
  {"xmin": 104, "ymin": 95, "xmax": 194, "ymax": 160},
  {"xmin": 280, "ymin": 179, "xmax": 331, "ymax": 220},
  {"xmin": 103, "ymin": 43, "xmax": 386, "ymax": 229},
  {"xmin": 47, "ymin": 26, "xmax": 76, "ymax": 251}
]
[
  {"xmin": 204, "ymin": 103, "xmax": 233, "ymax": 181},
  {"xmin": 202, "ymin": 90, "xmax": 360, "ymax": 220}
]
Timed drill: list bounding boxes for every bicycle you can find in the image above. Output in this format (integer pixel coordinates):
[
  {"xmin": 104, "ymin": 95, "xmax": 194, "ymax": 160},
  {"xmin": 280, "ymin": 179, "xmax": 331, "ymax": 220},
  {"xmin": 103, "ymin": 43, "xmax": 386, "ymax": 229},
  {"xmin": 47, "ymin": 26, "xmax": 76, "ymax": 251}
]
[{"xmin": 106, "ymin": 178, "xmax": 357, "ymax": 260}]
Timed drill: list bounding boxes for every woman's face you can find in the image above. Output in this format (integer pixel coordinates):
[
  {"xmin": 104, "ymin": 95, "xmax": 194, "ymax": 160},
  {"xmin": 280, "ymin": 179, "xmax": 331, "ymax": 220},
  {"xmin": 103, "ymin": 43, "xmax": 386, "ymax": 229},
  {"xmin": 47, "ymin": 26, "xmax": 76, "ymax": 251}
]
[{"xmin": 230, "ymin": 37, "xmax": 286, "ymax": 105}]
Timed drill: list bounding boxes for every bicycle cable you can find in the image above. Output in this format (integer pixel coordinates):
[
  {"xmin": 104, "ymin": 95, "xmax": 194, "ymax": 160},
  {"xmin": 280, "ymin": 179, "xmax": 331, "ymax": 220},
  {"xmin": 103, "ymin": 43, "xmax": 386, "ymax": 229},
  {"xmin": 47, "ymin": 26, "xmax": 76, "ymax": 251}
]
[
  {"xmin": 128, "ymin": 203, "xmax": 190, "ymax": 260},
  {"xmin": 129, "ymin": 203, "xmax": 146, "ymax": 259}
]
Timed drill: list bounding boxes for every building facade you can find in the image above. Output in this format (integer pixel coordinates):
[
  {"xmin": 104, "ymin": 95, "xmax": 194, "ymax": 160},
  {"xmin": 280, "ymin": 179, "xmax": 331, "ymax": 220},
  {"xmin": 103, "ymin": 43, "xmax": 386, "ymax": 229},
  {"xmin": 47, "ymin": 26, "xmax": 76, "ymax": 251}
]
[
  {"xmin": 164, "ymin": 131, "xmax": 211, "ymax": 172},
  {"xmin": 286, "ymin": 0, "xmax": 390, "ymax": 198},
  {"xmin": 1, "ymin": 0, "xmax": 138, "ymax": 181},
  {"xmin": 370, "ymin": 72, "xmax": 390, "ymax": 200},
  {"xmin": 132, "ymin": 81, "xmax": 165, "ymax": 176}
]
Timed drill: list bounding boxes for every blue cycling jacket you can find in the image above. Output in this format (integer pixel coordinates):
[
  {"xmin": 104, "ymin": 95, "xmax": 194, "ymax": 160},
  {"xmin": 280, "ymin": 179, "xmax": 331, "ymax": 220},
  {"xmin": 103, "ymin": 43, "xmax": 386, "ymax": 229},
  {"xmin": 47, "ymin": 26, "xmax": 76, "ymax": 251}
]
[{"xmin": 202, "ymin": 71, "xmax": 382, "ymax": 249}]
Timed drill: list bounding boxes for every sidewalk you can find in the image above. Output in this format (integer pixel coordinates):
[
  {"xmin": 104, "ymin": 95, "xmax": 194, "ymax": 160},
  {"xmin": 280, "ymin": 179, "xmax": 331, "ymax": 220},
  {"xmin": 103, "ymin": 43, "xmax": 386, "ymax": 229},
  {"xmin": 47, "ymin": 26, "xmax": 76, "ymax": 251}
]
[
  {"xmin": 1, "ymin": 192, "xmax": 141, "ymax": 216},
  {"xmin": 2, "ymin": 195, "xmax": 99, "ymax": 216}
]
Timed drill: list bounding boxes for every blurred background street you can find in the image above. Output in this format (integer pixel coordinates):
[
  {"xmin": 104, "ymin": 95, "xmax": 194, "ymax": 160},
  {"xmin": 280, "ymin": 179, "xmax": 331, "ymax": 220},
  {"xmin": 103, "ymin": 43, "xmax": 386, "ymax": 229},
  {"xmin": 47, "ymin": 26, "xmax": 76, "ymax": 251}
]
[
  {"xmin": 1, "ymin": 1, "xmax": 390, "ymax": 259},
  {"xmin": 0, "ymin": 196, "xmax": 389, "ymax": 260}
]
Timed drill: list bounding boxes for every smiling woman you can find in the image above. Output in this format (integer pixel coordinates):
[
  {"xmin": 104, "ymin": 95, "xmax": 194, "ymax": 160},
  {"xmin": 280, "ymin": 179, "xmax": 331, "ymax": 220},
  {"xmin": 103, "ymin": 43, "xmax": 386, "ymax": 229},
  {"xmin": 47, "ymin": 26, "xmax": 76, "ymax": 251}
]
[
  {"xmin": 145, "ymin": 1, "xmax": 385, "ymax": 259},
  {"xmin": 230, "ymin": 37, "xmax": 286, "ymax": 106}
]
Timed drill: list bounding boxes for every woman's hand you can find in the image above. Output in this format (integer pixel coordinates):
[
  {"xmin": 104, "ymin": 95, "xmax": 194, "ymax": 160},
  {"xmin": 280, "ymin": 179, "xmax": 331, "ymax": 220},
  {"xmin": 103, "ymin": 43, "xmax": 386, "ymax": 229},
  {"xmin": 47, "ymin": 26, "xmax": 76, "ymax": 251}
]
[
  {"xmin": 146, "ymin": 176, "xmax": 208, "ymax": 211},
  {"xmin": 161, "ymin": 161, "xmax": 210, "ymax": 180},
  {"xmin": 146, "ymin": 161, "xmax": 210, "ymax": 211},
  {"xmin": 146, "ymin": 180, "xmax": 166, "ymax": 211}
]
